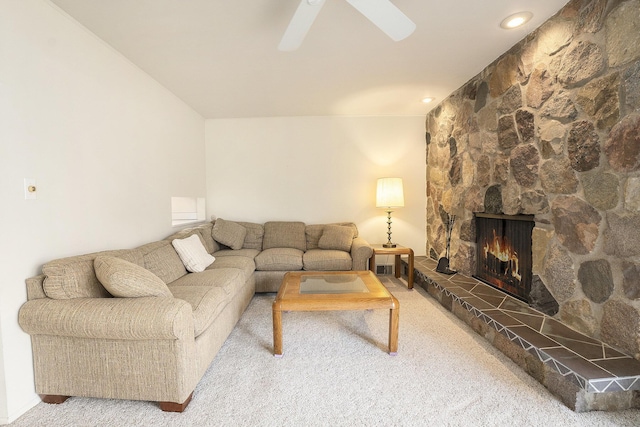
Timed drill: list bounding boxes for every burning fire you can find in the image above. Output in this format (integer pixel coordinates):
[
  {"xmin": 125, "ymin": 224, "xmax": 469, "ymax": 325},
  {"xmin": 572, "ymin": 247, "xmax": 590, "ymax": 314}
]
[{"xmin": 483, "ymin": 230, "xmax": 521, "ymax": 282}]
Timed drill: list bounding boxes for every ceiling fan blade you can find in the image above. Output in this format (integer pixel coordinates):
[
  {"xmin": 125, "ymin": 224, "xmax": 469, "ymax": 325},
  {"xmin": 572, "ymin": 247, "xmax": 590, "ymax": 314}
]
[
  {"xmin": 345, "ymin": 0, "xmax": 416, "ymax": 41},
  {"xmin": 278, "ymin": 0, "xmax": 326, "ymax": 51}
]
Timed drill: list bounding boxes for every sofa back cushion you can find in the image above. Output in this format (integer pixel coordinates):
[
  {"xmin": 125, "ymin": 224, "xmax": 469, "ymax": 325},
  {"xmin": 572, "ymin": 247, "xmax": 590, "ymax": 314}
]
[
  {"xmin": 42, "ymin": 250, "xmax": 126, "ymax": 299},
  {"xmin": 237, "ymin": 221, "xmax": 264, "ymax": 250},
  {"xmin": 262, "ymin": 221, "xmax": 306, "ymax": 251},
  {"xmin": 136, "ymin": 241, "xmax": 188, "ymax": 284},
  {"xmin": 196, "ymin": 223, "xmax": 217, "ymax": 253},
  {"xmin": 40, "ymin": 240, "xmax": 189, "ymax": 299}
]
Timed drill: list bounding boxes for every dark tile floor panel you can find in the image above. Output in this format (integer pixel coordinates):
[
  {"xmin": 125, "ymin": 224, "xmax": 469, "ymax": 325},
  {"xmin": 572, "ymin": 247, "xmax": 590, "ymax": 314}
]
[{"xmin": 413, "ymin": 256, "xmax": 640, "ymax": 393}]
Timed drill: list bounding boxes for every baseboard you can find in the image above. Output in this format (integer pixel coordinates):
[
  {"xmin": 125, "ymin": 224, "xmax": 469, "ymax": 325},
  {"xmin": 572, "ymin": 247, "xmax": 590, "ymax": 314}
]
[{"xmin": 1, "ymin": 394, "xmax": 41, "ymax": 425}]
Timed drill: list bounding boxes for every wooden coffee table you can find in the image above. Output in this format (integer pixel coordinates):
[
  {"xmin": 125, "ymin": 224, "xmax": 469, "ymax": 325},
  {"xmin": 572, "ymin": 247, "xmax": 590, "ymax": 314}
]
[{"xmin": 272, "ymin": 271, "xmax": 399, "ymax": 357}]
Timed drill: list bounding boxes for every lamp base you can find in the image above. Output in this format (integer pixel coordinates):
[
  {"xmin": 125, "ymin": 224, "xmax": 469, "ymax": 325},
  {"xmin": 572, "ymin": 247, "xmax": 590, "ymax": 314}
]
[{"xmin": 383, "ymin": 243, "xmax": 397, "ymax": 248}]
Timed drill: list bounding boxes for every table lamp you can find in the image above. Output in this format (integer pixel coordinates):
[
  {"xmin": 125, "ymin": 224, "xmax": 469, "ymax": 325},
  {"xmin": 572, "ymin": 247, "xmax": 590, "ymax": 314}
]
[{"xmin": 376, "ymin": 177, "xmax": 404, "ymax": 248}]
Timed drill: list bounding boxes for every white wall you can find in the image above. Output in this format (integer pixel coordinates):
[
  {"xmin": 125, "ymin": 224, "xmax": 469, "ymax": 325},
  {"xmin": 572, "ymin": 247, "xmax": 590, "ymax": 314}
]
[
  {"xmin": 205, "ymin": 116, "xmax": 426, "ymax": 258},
  {"xmin": 0, "ymin": 3, "xmax": 426, "ymax": 423},
  {"xmin": 0, "ymin": 1, "xmax": 206, "ymax": 423}
]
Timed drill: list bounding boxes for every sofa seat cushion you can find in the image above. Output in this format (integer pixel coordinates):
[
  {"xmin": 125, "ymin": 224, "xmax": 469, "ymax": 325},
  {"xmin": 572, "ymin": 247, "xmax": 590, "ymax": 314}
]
[
  {"xmin": 168, "ymin": 268, "xmax": 243, "ymax": 296},
  {"xmin": 168, "ymin": 285, "xmax": 228, "ymax": 337},
  {"xmin": 255, "ymin": 248, "xmax": 303, "ymax": 271},
  {"xmin": 303, "ymin": 249, "xmax": 352, "ymax": 271},
  {"xmin": 205, "ymin": 256, "xmax": 256, "ymax": 283},
  {"xmin": 214, "ymin": 248, "xmax": 260, "ymax": 259}
]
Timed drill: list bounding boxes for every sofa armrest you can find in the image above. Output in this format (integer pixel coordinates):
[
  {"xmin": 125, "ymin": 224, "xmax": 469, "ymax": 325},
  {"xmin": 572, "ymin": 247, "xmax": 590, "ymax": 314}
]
[
  {"xmin": 19, "ymin": 297, "xmax": 194, "ymax": 341},
  {"xmin": 350, "ymin": 237, "xmax": 373, "ymax": 270}
]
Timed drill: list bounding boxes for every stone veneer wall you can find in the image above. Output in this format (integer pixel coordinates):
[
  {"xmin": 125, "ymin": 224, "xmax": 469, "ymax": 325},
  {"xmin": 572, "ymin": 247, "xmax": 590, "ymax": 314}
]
[{"xmin": 425, "ymin": 0, "xmax": 640, "ymax": 358}]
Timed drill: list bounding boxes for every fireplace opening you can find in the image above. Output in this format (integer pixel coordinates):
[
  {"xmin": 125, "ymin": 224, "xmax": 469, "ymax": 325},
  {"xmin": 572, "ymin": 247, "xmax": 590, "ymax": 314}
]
[{"xmin": 474, "ymin": 213, "xmax": 534, "ymax": 302}]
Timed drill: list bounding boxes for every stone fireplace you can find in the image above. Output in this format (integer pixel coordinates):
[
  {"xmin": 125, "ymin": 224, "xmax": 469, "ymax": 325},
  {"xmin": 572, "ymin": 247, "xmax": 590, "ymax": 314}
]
[{"xmin": 426, "ymin": 0, "xmax": 640, "ymax": 359}]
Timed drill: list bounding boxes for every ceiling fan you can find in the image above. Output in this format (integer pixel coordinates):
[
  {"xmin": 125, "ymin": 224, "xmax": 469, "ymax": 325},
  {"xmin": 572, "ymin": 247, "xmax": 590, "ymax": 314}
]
[{"xmin": 278, "ymin": 0, "xmax": 416, "ymax": 51}]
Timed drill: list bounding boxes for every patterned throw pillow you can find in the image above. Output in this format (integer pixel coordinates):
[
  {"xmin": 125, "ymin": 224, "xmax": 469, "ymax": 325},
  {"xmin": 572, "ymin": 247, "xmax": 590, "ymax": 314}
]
[
  {"xmin": 94, "ymin": 255, "xmax": 173, "ymax": 298},
  {"xmin": 172, "ymin": 234, "xmax": 215, "ymax": 273},
  {"xmin": 212, "ymin": 218, "xmax": 247, "ymax": 250},
  {"xmin": 318, "ymin": 225, "xmax": 355, "ymax": 252}
]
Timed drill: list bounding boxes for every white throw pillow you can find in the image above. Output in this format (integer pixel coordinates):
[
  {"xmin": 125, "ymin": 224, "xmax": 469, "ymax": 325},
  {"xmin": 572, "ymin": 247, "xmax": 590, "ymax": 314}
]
[
  {"xmin": 94, "ymin": 255, "xmax": 173, "ymax": 298},
  {"xmin": 172, "ymin": 234, "xmax": 215, "ymax": 273}
]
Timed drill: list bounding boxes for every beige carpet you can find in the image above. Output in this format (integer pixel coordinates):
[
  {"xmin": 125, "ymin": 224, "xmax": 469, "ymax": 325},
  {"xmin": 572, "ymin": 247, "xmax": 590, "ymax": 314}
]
[{"xmin": 10, "ymin": 277, "xmax": 640, "ymax": 426}]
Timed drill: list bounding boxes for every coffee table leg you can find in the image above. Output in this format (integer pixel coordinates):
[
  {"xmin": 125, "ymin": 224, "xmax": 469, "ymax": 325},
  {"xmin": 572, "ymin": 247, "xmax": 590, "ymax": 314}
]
[
  {"xmin": 273, "ymin": 303, "xmax": 283, "ymax": 358},
  {"xmin": 389, "ymin": 300, "xmax": 399, "ymax": 355}
]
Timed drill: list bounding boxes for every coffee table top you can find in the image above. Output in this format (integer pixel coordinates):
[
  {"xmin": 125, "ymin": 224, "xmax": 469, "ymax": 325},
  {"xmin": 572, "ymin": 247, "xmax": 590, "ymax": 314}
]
[
  {"xmin": 299, "ymin": 273, "xmax": 369, "ymax": 294},
  {"xmin": 274, "ymin": 271, "xmax": 397, "ymax": 312}
]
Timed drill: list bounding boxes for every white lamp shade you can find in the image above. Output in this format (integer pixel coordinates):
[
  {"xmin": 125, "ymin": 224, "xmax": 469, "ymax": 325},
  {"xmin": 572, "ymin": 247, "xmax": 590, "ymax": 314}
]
[{"xmin": 376, "ymin": 177, "xmax": 404, "ymax": 208}]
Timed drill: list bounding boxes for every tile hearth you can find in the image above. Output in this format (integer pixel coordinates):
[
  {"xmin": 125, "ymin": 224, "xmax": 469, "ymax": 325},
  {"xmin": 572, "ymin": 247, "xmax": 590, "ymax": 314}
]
[{"xmin": 406, "ymin": 256, "xmax": 640, "ymax": 411}]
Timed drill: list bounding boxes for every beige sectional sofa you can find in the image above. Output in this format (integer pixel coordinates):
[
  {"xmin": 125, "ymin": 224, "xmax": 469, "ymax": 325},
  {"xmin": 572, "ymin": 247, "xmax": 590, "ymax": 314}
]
[
  {"xmin": 19, "ymin": 219, "xmax": 372, "ymax": 412},
  {"xmin": 212, "ymin": 219, "xmax": 372, "ymax": 292}
]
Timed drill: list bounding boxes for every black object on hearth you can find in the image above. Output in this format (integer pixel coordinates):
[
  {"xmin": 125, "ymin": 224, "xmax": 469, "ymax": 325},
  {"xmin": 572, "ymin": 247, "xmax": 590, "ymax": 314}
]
[{"xmin": 436, "ymin": 213, "xmax": 456, "ymax": 275}]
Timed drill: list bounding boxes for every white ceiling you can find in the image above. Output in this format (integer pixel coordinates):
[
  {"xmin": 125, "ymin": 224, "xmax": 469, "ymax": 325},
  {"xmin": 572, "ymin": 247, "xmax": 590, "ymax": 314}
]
[{"xmin": 49, "ymin": 0, "xmax": 570, "ymax": 119}]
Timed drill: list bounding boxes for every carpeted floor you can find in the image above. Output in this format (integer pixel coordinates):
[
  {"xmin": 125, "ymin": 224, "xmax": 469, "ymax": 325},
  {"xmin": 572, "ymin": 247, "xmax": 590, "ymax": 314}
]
[{"xmin": 10, "ymin": 277, "xmax": 640, "ymax": 426}]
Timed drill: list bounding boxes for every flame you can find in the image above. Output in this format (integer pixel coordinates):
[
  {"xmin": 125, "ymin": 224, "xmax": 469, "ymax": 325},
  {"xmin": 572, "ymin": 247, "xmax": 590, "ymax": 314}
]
[{"xmin": 483, "ymin": 230, "xmax": 521, "ymax": 282}]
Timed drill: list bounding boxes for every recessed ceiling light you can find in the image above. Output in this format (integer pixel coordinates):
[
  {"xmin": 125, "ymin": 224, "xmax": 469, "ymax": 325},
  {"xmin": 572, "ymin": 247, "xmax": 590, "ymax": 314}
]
[
  {"xmin": 500, "ymin": 11, "xmax": 533, "ymax": 29},
  {"xmin": 422, "ymin": 97, "xmax": 434, "ymax": 104}
]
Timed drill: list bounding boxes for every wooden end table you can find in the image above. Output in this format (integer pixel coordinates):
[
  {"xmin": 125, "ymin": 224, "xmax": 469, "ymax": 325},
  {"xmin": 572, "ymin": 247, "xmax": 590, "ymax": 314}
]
[
  {"xmin": 272, "ymin": 271, "xmax": 399, "ymax": 357},
  {"xmin": 369, "ymin": 244, "xmax": 414, "ymax": 289}
]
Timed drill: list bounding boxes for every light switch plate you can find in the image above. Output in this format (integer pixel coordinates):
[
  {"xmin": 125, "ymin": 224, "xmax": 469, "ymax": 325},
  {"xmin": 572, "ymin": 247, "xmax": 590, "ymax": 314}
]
[{"xmin": 24, "ymin": 178, "xmax": 37, "ymax": 200}]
